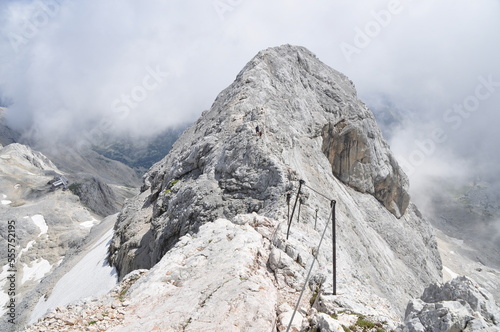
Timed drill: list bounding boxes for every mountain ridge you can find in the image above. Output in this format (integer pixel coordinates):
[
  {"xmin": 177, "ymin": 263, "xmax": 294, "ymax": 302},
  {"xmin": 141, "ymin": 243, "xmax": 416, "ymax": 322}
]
[
  {"xmin": 108, "ymin": 44, "xmax": 441, "ymax": 314},
  {"xmin": 20, "ymin": 44, "xmax": 500, "ymax": 331}
]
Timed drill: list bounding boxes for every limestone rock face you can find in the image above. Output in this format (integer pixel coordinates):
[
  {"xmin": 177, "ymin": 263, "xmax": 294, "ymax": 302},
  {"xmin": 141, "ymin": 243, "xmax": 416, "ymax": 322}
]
[
  {"xmin": 110, "ymin": 217, "xmax": 277, "ymax": 331},
  {"xmin": 108, "ymin": 45, "xmax": 441, "ymax": 316},
  {"xmin": 404, "ymin": 276, "xmax": 500, "ymax": 331},
  {"xmin": 322, "ymin": 119, "xmax": 409, "ymax": 217}
]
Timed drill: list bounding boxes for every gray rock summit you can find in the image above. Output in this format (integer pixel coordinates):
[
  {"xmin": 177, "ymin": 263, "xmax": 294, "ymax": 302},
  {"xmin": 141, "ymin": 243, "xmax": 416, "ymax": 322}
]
[{"xmin": 108, "ymin": 44, "xmax": 441, "ymax": 317}]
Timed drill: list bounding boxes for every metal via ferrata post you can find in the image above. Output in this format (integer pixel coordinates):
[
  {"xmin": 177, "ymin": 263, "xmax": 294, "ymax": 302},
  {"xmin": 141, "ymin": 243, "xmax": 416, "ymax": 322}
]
[
  {"xmin": 331, "ymin": 199, "xmax": 337, "ymax": 295},
  {"xmin": 286, "ymin": 179, "xmax": 304, "ymax": 240}
]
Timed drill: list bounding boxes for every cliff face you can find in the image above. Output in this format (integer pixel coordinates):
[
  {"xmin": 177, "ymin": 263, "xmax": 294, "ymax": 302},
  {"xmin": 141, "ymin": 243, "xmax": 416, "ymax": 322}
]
[
  {"xmin": 322, "ymin": 118, "xmax": 410, "ymax": 217},
  {"xmin": 108, "ymin": 45, "xmax": 442, "ymax": 317}
]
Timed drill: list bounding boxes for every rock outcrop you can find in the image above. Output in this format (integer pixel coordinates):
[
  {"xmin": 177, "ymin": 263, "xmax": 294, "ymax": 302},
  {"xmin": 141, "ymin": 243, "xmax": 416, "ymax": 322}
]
[
  {"xmin": 404, "ymin": 276, "xmax": 500, "ymax": 331},
  {"xmin": 322, "ymin": 119, "xmax": 409, "ymax": 217},
  {"xmin": 1, "ymin": 143, "xmax": 57, "ymax": 172},
  {"xmin": 107, "ymin": 44, "xmax": 442, "ymax": 318},
  {"xmin": 68, "ymin": 176, "xmax": 119, "ymax": 216}
]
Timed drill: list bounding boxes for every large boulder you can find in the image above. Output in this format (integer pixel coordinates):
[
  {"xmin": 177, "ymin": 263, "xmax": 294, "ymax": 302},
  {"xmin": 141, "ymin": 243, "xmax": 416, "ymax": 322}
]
[{"xmin": 404, "ymin": 276, "xmax": 500, "ymax": 331}]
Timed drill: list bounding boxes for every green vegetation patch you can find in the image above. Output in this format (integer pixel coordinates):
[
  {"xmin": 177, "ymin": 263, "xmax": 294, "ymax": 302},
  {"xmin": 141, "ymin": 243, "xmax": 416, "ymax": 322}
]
[
  {"xmin": 68, "ymin": 182, "xmax": 82, "ymax": 194},
  {"xmin": 348, "ymin": 315, "xmax": 385, "ymax": 332},
  {"xmin": 164, "ymin": 179, "xmax": 180, "ymax": 194},
  {"xmin": 116, "ymin": 273, "xmax": 144, "ymax": 301},
  {"xmin": 309, "ymin": 286, "xmax": 320, "ymax": 306}
]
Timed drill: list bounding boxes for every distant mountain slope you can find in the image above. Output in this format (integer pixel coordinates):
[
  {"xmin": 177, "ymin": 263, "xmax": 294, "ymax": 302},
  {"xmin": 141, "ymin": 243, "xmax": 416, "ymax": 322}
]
[
  {"xmin": 0, "ymin": 143, "xmax": 105, "ymax": 330},
  {"xmin": 0, "ymin": 108, "xmax": 20, "ymax": 146},
  {"xmin": 91, "ymin": 125, "xmax": 189, "ymax": 175},
  {"xmin": 0, "ymin": 107, "xmax": 140, "ymax": 214},
  {"xmin": 425, "ymin": 178, "xmax": 500, "ymax": 268}
]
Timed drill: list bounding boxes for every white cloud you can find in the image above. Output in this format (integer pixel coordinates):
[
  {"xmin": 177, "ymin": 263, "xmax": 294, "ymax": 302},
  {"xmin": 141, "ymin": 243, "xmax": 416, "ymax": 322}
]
[{"xmin": 0, "ymin": 0, "xmax": 498, "ymax": 172}]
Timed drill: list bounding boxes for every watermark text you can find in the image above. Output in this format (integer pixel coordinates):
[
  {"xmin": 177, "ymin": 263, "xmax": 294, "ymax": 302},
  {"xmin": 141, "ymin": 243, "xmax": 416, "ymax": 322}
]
[
  {"xmin": 7, "ymin": 0, "xmax": 62, "ymax": 53},
  {"xmin": 5, "ymin": 220, "xmax": 17, "ymax": 324},
  {"xmin": 398, "ymin": 75, "xmax": 499, "ymax": 175},
  {"xmin": 340, "ymin": 0, "xmax": 414, "ymax": 63},
  {"xmin": 213, "ymin": 0, "xmax": 244, "ymax": 21}
]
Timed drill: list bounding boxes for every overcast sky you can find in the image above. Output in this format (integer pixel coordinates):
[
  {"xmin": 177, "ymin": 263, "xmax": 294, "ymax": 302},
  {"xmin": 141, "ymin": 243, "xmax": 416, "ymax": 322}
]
[{"xmin": 1, "ymin": 0, "xmax": 499, "ymax": 194}]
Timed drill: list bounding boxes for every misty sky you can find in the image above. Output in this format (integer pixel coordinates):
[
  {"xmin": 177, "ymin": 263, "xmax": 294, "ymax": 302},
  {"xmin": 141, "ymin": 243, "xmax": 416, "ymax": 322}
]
[{"xmin": 1, "ymin": 0, "xmax": 500, "ymax": 195}]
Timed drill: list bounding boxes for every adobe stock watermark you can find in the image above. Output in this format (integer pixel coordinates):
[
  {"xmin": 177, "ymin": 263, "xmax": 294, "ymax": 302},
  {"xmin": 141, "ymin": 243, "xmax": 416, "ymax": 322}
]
[
  {"xmin": 81, "ymin": 65, "xmax": 169, "ymax": 146},
  {"xmin": 7, "ymin": 0, "xmax": 62, "ymax": 54},
  {"xmin": 212, "ymin": 0, "xmax": 244, "ymax": 21},
  {"xmin": 5, "ymin": 220, "xmax": 17, "ymax": 325},
  {"xmin": 340, "ymin": 0, "xmax": 413, "ymax": 63},
  {"xmin": 398, "ymin": 75, "xmax": 500, "ymax": 176}
]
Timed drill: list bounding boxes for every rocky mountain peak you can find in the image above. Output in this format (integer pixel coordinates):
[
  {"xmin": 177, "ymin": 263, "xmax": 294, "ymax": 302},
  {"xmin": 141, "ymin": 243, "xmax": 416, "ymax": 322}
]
[
  {"xmin": 17, "ymin": 45, "xmax": 500, "ymax": 332},
  {"xmin": 211, "ymin": 44, "xmax": 409, "ymax": 217},
  {"xmin": 108, "ymin": 45, "xmax": 440, "ymax": 322}
]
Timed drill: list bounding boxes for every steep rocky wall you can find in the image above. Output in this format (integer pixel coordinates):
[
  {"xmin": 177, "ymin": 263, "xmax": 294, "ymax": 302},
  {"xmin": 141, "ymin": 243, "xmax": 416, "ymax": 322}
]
[{"xmin": 322, "ymin": 118, "xmax": 410, "ymax": 217}]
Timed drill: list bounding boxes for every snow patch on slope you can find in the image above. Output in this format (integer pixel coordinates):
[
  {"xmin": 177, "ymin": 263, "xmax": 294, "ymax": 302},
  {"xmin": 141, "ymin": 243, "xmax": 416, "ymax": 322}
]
[
  {"xmin": 19, "ymin": 240, "xmax": 36, "ymax": 257},
  {"xmin": 1, "ymin": 194, "xmax": 11, "ymax": 205},
  {"xmin": 0, "ymin": 238, "xmax": 41, "ymax": 315},
  {"xmin": 443, "ymin": 266, "xmax": 459, "ymax": 282},
  {"xmin": 29, "ymin": 215, "xmax": 48, "ymax": 236},
  {"xmin": 29, "ymin": 229, "xmax": 118, "ymax": 324},
  {"xmin": 79, "ymin": 218, "xmax": 98, "ymax": 229},
  {"xmin": 21, "ymin": 259, "xmax": 52, "ymax": 284}
]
